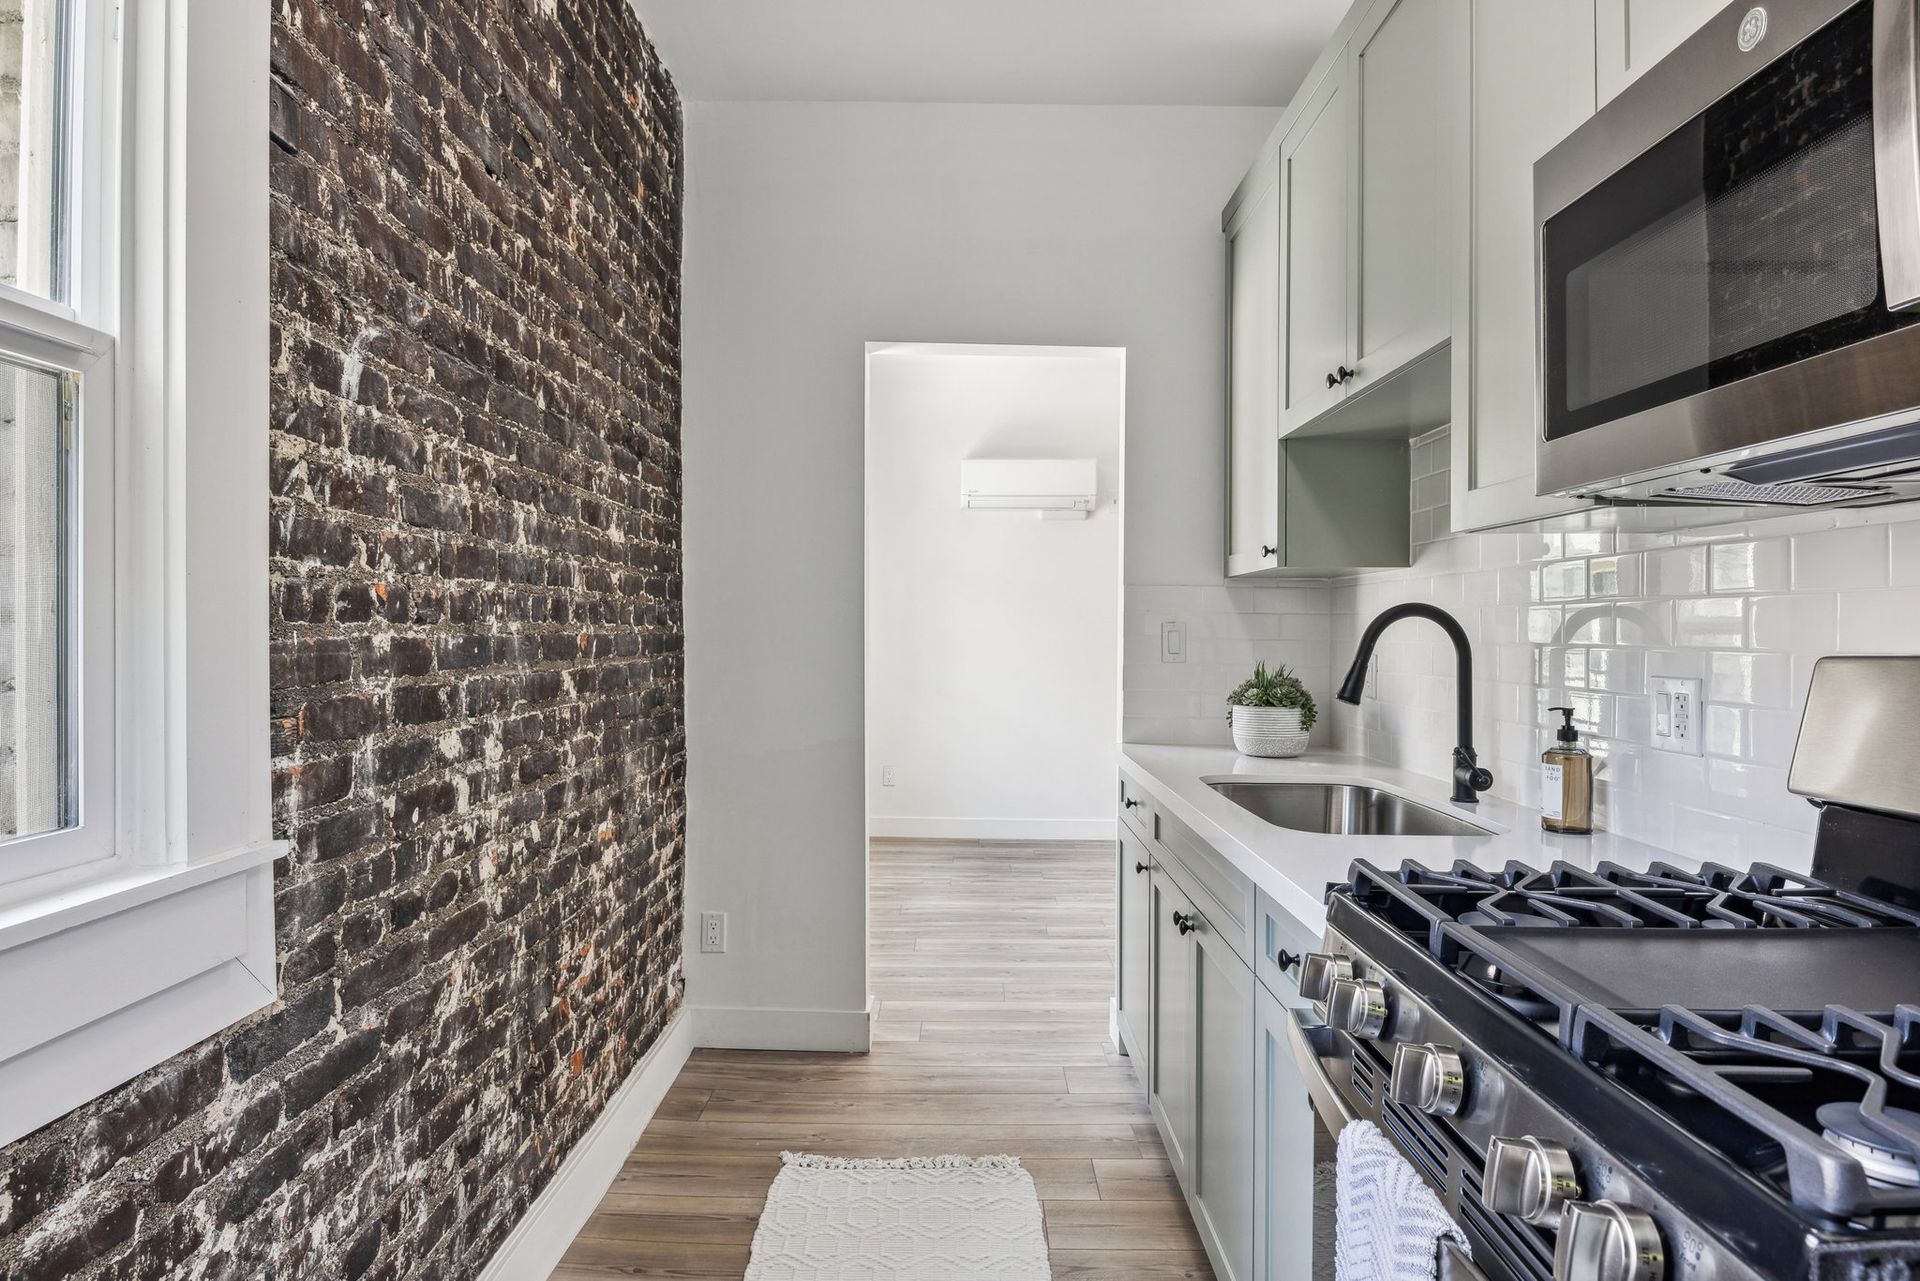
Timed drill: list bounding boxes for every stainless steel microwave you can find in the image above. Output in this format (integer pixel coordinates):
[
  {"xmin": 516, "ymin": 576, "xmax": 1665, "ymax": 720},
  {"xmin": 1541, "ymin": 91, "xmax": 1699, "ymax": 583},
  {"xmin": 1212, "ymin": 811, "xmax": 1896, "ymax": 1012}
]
[{"xmin": 1536, "ymin": 0, "xmax": 1920, "ymax": 508}]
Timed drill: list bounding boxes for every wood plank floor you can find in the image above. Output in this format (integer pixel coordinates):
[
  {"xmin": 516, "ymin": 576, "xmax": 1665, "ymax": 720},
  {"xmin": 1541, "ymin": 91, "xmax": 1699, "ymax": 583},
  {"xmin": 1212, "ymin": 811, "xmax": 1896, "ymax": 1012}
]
[{"xmin": 549, "ymin": 838, "xmax": 1214, "ymax": 1280}]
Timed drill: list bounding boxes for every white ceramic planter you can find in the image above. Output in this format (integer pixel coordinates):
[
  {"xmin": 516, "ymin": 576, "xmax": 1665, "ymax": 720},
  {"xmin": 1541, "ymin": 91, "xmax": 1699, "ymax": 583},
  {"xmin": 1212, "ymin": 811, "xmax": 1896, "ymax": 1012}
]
[{"xmin": 1230, "ymin": 705, "xmax": 1310, "ymax": 758}]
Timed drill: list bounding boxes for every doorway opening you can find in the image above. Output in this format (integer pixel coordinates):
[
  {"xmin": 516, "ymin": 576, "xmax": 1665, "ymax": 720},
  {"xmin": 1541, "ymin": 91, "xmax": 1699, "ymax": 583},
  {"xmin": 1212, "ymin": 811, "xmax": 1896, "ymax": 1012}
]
[{"xmin": 863, "ymin": 341, "xmax": 1126, "ymax": 849}]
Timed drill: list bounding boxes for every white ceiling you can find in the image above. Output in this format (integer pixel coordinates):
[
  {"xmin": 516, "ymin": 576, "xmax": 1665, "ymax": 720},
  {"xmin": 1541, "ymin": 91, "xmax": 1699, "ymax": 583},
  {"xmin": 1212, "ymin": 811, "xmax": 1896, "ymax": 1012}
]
[{"xmin": 628, "ymin": 0, "xmax": 1349, "ymax": 107}]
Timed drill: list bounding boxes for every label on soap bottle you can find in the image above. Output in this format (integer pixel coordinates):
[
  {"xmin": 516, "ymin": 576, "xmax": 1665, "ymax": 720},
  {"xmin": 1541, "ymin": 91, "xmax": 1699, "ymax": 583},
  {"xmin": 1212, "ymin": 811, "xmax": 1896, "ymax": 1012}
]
[{"xmin": 1541, "ymin": 762, "xmax": 1565, "ymax": 822}]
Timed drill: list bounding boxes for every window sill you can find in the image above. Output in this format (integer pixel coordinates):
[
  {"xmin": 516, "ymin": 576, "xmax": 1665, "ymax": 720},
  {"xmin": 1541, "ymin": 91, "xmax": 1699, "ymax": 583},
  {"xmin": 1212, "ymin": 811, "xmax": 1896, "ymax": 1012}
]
[{"xmin": 0, "ymin": 840, "xmax": 284, "ymax": 1145}]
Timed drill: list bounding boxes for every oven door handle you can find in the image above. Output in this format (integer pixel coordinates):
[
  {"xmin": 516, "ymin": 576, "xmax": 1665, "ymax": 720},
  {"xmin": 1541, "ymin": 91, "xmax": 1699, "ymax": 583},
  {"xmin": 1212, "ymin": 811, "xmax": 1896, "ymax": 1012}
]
[
  {"xmin": 1876, "ymin": 0, "xmax": 1920, "ymax": 310},
  {"xmin": 1437, "ymin": 1237, "xmax": 1488, "ymax": 1281},
  {"xmin": 1283, "ymin": 1006, "xmax": 1358, "ymax": 1138}
]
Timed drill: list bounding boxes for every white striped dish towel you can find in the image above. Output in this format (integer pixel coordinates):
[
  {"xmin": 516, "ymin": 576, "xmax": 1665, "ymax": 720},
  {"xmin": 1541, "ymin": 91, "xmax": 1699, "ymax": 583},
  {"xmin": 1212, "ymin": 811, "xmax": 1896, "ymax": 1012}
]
[{"xmin": 1335, "ymin": 1120, "xmax": 1471, "ymax": 1281}]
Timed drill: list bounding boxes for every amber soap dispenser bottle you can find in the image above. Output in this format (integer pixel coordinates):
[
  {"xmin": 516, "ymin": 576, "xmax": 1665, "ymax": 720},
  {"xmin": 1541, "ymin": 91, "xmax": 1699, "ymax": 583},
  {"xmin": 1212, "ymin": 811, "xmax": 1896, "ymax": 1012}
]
[{"xmin": 1541, "ymin": 706, "xmax": 1593, "ymax": 835}]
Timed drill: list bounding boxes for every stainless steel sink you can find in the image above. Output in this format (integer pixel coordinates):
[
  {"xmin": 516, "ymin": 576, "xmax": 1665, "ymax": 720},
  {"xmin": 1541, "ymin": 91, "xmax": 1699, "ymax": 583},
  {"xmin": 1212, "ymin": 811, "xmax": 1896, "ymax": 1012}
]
[{"xmin": 1207, "ymin": 781, "xmax": 1492, "ymax": 837}]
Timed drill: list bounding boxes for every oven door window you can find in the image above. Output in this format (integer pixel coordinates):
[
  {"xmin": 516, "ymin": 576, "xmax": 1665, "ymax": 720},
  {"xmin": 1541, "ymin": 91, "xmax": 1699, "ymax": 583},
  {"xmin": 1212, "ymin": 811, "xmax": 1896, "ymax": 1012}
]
[{"xmin": 1542, "ymin": 2, "xmax": 1920, "ymax": 442}]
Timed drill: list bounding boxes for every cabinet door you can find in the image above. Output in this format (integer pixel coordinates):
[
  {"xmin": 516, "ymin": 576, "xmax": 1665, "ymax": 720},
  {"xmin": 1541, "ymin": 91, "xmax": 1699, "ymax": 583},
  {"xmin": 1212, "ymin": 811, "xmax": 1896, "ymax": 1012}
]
[
  {"xmin": 1253, "ymin": 909, "xmax": 1324, "ymax": 1281},
  {"xmin": 1595, "ymin": 0, "xmax": 1729, "ymax": 106},
  {"xmin": 1348, "ymin": 0, "xmax": 1452, "ymax": 391},
  {"xmin": 1227, "ymin": 158, "xmax": 1282, "ymax": 578},
  {"xmin": 1449, "ymin": 0, "xmax": 1596, "ymax": 532},
  {"xmin": 1280, "ymin": 69, "xmax": 1351, "ymax": 434},
  {"xmin": 1192, "ymin": 915, "xmax": 1256, "ymax": 1281},
  {"xmin": 1149, "ymin": 869, "xmax": 1198, "ymax": 1188},
  {"xmin": 1116, "ymin": 826, "xmax": 1154, "ymax": 1066}
]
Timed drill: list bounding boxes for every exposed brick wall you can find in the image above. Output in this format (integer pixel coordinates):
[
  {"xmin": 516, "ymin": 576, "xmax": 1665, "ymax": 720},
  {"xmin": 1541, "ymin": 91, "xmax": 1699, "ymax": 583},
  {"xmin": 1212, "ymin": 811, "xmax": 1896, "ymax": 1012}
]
[{"xmin": 0, "ymin": 0, "xmax": 684, "ymax": 1276}]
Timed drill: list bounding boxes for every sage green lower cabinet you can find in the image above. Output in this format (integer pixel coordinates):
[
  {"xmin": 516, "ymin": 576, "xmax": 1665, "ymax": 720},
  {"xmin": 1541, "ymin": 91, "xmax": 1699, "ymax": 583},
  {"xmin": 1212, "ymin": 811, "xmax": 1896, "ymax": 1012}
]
[
  {"xmin": 1123, "ymin": 774, "xmax": 1325, "ymax": 1281},
  {"xmin": 1255, "ymin": 981, "xmax": 1321, "ymax": 1281},
  {"xmin": 1115, "ymin": 826, "xmax": 1153, "ymax": 1065},
  {"xmin": 1149, "ymin": 868, "xmax": 1200, "ymax": 1187},
  {"xmin": 1193, "ymin": 916, "xmax": 1257, "ymax": 1281}
]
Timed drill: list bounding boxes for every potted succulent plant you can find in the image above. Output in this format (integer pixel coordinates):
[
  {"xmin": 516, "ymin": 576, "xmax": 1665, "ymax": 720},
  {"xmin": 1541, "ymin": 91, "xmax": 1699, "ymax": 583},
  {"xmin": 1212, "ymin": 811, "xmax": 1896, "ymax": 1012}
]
[{"xmin": 1226, "ymin": 661, "xmax": 1317, "ymax": 758}]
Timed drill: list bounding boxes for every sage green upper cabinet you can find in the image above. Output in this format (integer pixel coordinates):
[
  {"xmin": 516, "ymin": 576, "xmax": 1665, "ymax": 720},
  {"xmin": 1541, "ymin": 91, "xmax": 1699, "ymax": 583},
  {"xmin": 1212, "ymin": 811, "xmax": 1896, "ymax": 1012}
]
[
  {"xmin": 1348, "ymin": 0, "xmax": 1453, "ymax": 395},
  {"xmin": 1225, "ymin": 155, "xmax": 1282, "ymax": 578},
  {"xmin": 1448, "ymin": 0, "xmax": 1597, "ymax": 531},
  {"xmin": 1280, "ymin": 70, "xmax": 1351, "ymax": 434},
  {"xmin": 1595, "ymin": 0, "xmax": 1729, "ymax": 105}
]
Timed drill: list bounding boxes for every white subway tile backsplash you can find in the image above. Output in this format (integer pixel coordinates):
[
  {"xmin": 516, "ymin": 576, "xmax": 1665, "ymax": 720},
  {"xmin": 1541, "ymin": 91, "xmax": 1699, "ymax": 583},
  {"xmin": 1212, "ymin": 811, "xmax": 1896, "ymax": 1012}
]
[
  {"xmin": 1646, "ymin": 545, "xmax": 1708, "ymax": 596},
  {"xmin": 1129, "ymin": 430, "xmax": 1920, "ymax": 874},
  {"xmin": 1836, "ymin": 589, "xmax": 1920, "ymax": 652},
  {"xmin": 1791, "ymin": 524, "xmax": 1889, "ymax": 591}
]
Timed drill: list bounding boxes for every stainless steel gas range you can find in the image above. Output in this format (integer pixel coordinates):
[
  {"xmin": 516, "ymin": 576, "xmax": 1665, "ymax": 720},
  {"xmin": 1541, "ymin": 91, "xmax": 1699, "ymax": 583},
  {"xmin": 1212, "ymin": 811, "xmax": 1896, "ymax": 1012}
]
[{"xmin": 1287, "ymin": 657, "xmax": 1920, "ymax": 1281}]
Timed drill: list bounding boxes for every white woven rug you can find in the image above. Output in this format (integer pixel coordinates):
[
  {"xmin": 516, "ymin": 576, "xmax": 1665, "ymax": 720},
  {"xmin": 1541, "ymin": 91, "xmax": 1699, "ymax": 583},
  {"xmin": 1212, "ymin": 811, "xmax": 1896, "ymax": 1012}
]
[{"xmin": 744, "ymin": 1153, "xmax": 1052, "ymax": 1280}]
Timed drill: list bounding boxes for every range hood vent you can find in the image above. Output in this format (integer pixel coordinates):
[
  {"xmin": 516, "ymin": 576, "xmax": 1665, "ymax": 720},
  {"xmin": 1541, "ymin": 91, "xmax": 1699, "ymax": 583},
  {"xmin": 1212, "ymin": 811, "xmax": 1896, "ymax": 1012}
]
[{"xmin": 1655, "ymin": 479, "xmax": 1889, "ymax": 506}]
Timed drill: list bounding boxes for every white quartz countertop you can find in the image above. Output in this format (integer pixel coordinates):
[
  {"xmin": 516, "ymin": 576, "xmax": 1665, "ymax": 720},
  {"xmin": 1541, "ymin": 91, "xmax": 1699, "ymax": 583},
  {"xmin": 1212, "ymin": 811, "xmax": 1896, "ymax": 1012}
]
[{"xmin": 1118, "ymin": 743, "xmax": 1699, "ymax": 936}]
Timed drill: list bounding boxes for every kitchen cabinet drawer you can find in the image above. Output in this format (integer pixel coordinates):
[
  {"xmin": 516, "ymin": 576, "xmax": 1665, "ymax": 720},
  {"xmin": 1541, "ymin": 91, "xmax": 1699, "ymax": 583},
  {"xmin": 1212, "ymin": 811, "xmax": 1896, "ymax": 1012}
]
[
  {"xmin": 1116, "ymin": 825, "xmax": 1154, "ymax": 1067},
  {"xmin": 1254, "ymin": 889, "xmax": 1322, "ymax": 1005},
  {"xmin": 1119, "ymin": 774, "xmax": 1157, "ymax": 844},
  {"xmin": 1154, "ymin": 807, "xmax": 1257, "ymax": 971}
]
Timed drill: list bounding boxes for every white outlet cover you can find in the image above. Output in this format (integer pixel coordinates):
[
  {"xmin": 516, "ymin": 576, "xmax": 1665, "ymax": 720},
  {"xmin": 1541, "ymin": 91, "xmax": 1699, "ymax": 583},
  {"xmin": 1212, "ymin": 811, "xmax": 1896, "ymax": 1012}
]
[
  {"xmin": 881, "ymin": 765, "xmax": 896, "ymax": 787},
  {"xmin": 700, "ymin": 911, "xmax": 727, "ymax": 953},
  {"xmin": 1649, "ymin": 676, "xmax": 1704, "ymax": 755}
]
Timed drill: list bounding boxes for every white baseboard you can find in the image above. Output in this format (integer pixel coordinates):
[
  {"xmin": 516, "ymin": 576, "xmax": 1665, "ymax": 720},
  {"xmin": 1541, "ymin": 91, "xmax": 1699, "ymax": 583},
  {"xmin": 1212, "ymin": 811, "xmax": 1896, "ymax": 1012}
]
[
  {"xmin": 866, "ymin": 816, "xmax": 1116, "ymax": 842},
  {"xmin": 478, "ymin": 1008, "xmax": 693, "ymax": 1281},
  {"xmin": 694, "ymin": 999, "xmax": 874, "ymax": 1052}
]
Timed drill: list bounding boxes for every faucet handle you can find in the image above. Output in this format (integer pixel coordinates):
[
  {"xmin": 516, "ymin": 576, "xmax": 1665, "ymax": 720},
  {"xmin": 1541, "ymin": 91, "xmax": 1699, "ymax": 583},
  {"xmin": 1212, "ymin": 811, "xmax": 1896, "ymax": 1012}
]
[{"xmin": 1452, "ymin": 748, "xmax": 1494, "ymax": 803}]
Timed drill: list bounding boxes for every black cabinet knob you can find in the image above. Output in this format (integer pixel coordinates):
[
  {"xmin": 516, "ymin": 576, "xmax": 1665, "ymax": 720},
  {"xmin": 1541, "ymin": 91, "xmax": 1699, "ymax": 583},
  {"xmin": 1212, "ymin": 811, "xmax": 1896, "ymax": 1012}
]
[
  {"xmin": 1336, "ymin": 365, "xmax": 1357, "ymax": 384},
  {"xmin": 1123, "ymin": 797, "xmax": 1139, "ymax": 809},
  {"xmin": 1174, "ymin": 911, "xmax": 1197, "ymax": 936},
  {"xmin": 1261, "ymin": 544, "xmax": 1277, "ymax": 558},
  {"xmin": 1134, "ymin": 861, "xmax": 1149, "ymax": 875},
  {"xmin": 1326, "ymin": 371, "xmax": 1339, "ymax": 389},
  {"xmin": 1277, "ymin": 949, "xmax": 1301, "ymax": 972}
]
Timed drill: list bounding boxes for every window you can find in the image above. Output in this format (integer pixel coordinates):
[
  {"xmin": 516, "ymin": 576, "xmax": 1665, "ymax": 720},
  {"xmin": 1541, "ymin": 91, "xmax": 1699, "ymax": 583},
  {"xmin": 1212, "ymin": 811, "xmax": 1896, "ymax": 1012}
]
[
  {"xmin": 0, "ymin": 0, "xmax": 114, "ymax": 892},
  {"xmin": 0, "ymin": 0, "xmax": 276, "ymax": 1147}
]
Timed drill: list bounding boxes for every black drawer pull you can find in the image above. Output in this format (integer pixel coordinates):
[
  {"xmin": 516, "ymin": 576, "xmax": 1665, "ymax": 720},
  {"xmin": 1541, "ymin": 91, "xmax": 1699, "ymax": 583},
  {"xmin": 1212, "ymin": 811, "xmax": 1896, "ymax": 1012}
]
[{"xmin": 1134, "ymin": 861, "xmax": 1149, "ymax": 875}]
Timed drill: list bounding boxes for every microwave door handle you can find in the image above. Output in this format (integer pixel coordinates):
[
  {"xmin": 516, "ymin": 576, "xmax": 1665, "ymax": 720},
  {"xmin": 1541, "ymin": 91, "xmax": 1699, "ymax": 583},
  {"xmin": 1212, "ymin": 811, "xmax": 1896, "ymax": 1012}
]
[{"xmin": 1876, "ymin": 0, "xmax": 1920, "ymax": 310}]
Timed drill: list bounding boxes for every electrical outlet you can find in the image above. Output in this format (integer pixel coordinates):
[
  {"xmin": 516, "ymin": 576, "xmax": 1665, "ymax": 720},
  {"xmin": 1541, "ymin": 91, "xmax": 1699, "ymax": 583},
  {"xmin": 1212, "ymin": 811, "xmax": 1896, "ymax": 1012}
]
[
  {"xmin": 881, "ymin": 765, "xmax": 896, "ymax": 787},
  {"xmin": 700, "ymin": 911, "xmax": 727, "ymax": 953},
  {"xmin": 1650, "ymin": 676, "xmax": 1703, "ymax": 755}
]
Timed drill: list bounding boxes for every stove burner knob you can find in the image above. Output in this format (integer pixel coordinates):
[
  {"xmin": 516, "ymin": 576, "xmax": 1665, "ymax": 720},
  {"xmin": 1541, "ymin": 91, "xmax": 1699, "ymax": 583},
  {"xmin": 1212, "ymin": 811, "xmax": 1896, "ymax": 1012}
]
[
  {"xmin": 1483, "ymin": 1135, "xmax": 1580, "ymax": 1227},
  {"xmin": 1389, "ymin": 1042, "xmax": 1467, "ymax": 1116},
  {"xmin": 1327, "ymin": 977, "xmax": 1389, "ymax": 1039},
  {"xmin": 1552, "ymin": 1201, "xmax": 1664, "ymax": 1281},
  {"xmin": 1297, "ymin": 952, "xmax": 1353, "ymax": 1003}
]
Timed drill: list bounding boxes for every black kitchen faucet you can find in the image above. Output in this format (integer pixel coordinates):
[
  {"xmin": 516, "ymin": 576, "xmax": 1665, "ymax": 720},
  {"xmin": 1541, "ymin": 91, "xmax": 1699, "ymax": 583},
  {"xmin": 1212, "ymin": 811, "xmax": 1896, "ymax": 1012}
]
[{"xmin": 1336, "ymin": 602, "xmax": 1493, "ymax": 806}]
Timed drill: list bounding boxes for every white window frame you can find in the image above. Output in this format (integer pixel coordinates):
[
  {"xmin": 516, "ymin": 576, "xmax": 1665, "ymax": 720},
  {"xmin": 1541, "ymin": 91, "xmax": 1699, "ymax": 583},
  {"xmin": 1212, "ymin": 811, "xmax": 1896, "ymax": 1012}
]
[{"xmin": 0, "ymin": 0, "xmax": 278, "ymax": 1146}]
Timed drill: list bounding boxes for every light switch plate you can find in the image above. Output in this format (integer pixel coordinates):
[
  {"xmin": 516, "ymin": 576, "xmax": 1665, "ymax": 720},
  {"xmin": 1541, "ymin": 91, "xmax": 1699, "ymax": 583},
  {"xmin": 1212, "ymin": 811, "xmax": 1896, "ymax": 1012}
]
[
  {"xmin": 1160, "ymin": 621, "xmax": 1187, "ymax": 664},
  {"xmin": 1650, "ymin": 676, "xmax": 1703, "ymax": 755}
]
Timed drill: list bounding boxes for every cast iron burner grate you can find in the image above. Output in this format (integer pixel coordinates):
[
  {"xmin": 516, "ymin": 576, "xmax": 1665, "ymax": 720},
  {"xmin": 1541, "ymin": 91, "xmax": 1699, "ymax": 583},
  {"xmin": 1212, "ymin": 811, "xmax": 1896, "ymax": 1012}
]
[{"xmin": 1567, "ymin": 1002, "xmax": 1920, "ymax": 1219}]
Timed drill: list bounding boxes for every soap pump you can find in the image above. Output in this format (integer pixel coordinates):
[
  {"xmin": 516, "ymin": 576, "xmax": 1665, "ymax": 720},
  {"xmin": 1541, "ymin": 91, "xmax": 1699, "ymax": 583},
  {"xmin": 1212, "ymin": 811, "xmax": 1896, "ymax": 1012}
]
[{"xmin": 1541, "ymin": 706, "xmax": 1593, "ymax": 835}]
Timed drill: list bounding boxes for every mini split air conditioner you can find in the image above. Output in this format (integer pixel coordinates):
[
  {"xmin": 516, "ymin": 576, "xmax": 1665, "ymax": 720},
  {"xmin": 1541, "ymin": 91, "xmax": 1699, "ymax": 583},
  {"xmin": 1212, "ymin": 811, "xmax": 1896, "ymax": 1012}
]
[{"xmin": 959, "ymin": 458, "xmax": 1097, "ymax": 520}]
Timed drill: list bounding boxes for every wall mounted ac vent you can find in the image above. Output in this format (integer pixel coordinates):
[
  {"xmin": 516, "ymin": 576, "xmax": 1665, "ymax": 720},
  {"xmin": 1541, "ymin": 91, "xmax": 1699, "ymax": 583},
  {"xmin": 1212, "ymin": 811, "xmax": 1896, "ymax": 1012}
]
[{"xmin": 960, "ymin": 458, "xmax": 1097, "ymax": 520}]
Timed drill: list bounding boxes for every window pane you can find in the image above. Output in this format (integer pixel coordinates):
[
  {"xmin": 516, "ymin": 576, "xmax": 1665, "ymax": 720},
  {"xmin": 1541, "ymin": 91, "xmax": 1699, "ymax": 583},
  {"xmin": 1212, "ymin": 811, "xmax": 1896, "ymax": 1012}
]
[
  {"xmin": 0, "ymin": 358, "xmax": 69, "ymax": 840},
  {"xmin": 0, "ymin": 0, "xmax": 69, "ymax": 301}
]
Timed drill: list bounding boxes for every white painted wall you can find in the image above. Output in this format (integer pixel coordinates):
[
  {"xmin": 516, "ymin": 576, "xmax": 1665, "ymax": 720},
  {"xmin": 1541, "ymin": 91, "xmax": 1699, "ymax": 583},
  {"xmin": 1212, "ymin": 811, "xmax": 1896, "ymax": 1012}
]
[
  {"xmin": 681, "ymin": 101, "xmax": 1277, "ymax": 1047},
  {"xmin": 865, "ymin": 345, "xmax": 1123, "ymax": 842}
]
